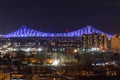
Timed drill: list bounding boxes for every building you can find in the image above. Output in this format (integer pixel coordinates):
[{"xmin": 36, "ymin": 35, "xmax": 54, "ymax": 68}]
[
  {"xmin": 49, "ymin": 37, "xmax": 81, "ymax": 53},
  {"xmin": 111, "ymin": 35, "xmax": 120, "ymax": 53},
  {"xmin": 81, "ymin": 33, "xmax": 108, "ymax": 52},
  {"xmin": 0, "ymin": 71, "xmax": 10, "ymax": 80}
]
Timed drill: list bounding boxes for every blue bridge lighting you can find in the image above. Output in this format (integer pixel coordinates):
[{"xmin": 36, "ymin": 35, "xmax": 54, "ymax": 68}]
[{"xmin": 3, "ymin": 25, "xmax": 112, "ymax": 38}]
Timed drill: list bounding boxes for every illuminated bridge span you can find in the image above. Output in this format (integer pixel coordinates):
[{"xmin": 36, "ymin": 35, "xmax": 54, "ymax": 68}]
[{"xmin": 4, "ymin": 25, "xmax": 112, "ymax": 38}]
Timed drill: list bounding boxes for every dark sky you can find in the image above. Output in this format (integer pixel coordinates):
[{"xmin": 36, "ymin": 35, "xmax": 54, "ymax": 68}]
[{"xmin": 0, "ymin": 0, "xmax": 120, "ymax": 34}]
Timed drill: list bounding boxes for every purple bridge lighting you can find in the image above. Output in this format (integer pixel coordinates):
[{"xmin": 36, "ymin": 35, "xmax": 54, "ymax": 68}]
[{"xmin": 3, "ymin": 25, "xmax": 112, "ymax": 38}]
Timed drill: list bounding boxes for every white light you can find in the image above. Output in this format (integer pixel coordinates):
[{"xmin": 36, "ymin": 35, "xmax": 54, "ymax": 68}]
[
  {"xmin": 38, "ymin": 48, "xmax": 42, "ymax": 51},
  {"xmin": 92, "ymin": 63, "xmax": 95, "ymax": 66},
  {"xmin": 91, "ymin": 47, "xmax": 96, "ymax": 51},
  {"xmin": 105, "ymin": 62, "xmax": 108, "ymax": 65},
  {"xmin": 25, "ymin": 48, "xmax": 30, "ymax": 52},
  {"xmin": 91, "ymin": 47, "xmax": 99, "ymax": 51},
  {"xmin": 52, "ymin": 60, "xmax": 59, "ymax": 66}
]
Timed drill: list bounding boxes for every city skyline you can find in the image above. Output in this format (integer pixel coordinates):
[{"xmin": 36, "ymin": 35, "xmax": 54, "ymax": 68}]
[{"xmin": 0, "ymin": 0, "xmax": 120, "ymax": 34}]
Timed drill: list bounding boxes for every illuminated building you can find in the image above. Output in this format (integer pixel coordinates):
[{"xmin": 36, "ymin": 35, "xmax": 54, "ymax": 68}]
[
  {"xmin": 0, "ymin": 71, "xmax": 10, "ymax": 80},
  {"xmin": 81, "ymin": 33, "xmax": 108, "ymax": 52},
  {"xmin": 111, "ymin": 35, "xmax": 120, "ymax": 53},
  {"xmin": 49, "ymin": 37, "xmax": 81, "ymax": 53}
]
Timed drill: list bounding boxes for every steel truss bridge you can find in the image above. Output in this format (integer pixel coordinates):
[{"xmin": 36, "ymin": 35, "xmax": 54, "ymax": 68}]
[{"xmin": 3, "ymin": 25, "xmax": 112, "ymax": 38}]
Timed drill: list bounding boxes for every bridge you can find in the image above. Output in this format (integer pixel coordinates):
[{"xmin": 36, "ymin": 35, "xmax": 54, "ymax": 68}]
[{"xmin": 3, "ymin": 25, "xmax": 112, "ymax": 38}]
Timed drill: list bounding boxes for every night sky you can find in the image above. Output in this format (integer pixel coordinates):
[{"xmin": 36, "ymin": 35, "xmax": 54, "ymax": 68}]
[{"xmin": 0, "ymin": 0, "xmax": 120, "ymax": 34}]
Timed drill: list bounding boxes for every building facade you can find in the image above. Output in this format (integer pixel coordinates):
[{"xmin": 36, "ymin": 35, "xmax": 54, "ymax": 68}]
[
  {"xmin": 81, "ymin": 33, "xmax": 108, "ymax": 52},
  {"xmin": 111, "ymin": 35, "xmax": 120, "ymax": 53}
]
